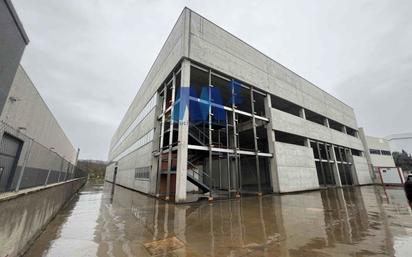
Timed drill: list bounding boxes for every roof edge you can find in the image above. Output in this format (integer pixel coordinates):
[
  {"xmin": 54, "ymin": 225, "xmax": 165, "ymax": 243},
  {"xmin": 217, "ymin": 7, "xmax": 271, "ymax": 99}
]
[{"xmin": 4, "ymin": 0, "xmax": 29, "ymax": 44}]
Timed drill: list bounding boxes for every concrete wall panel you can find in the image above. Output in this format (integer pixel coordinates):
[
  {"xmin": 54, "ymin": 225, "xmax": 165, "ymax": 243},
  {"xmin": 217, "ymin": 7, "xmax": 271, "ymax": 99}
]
[
  {"xmin": 188, "ymin": 10, "xmax": 358, "ymax": 129},
  {"xmin": 0, "ymin": 178, "xmax": 86, "ymax": 257},
  {"xmin": 0, "ymin": 0, "xmax": 27, "ymax": 114},
  {"xmin": 370, "ymin": 155, "xmax": 396, "ymax": 168},
  {"xmin": 353, "ymin": 156, "xmax": 372, "ymax": 185},
  {"xmin": 110, "ymin": 143, "xmax": 153, "ymax": 194},
  {"xmin": 366, "ymin": 136, "xmax": 392, "ymax": 152},
  {"xmin": 275, "ymin": 142, "xmax": 319, "ymax": 192},
  {"xmin": 271, "ymin": 108, "xmax": 363, "ymax": 150},
  {"xmin": 1, "ymin": 66, "xmax": 76, "ymax": 163},
  {"xmin": 110, "ymin": 108, "xmax": 156, "ymax": 161}
]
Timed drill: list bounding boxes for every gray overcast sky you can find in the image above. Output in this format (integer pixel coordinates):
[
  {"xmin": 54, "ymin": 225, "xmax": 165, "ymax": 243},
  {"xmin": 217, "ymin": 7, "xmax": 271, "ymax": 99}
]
[{"xmin": 12, "ymin": 0, "xmax": 412, "ymax": 160}]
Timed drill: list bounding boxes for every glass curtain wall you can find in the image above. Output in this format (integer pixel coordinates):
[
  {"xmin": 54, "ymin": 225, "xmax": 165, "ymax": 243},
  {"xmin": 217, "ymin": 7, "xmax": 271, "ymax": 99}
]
[
  {"xmin": 156, "ymin": 69, "xmax": 181, "ymax": 199},
  {"xmin": 310, "ymin": 140, "xmax": 355, "ymax": 187},
  {"xmin": 188, "ymin": 64, "xmax": 272, "ymax": 197}
]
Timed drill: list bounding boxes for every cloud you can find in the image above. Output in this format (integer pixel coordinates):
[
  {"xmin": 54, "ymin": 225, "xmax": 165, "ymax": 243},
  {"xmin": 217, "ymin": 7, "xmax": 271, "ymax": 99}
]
[{"xmin": 12, "ymin": 0, "xmax": 412, "ymax": 159}]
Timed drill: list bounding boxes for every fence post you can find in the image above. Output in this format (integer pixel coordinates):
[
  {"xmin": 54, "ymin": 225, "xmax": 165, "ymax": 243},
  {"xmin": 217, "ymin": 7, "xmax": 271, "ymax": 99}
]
[
  {"xmin": 57, "ymin": 158, "xmax": 64, "ymax": 182},
  {"xmin": 15, "ymin": 138, "xmax": 33, "ymax": 191},
  {"xmin": 44, "ymin": 155, "xmax": 53, "ymax": 186}
]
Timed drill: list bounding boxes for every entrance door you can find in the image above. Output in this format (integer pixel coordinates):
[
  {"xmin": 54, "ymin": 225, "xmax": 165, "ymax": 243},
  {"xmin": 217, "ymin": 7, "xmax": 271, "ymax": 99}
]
[{"xmin": 0, "ymin": 133, "xmax": 23, "ymax": 192}]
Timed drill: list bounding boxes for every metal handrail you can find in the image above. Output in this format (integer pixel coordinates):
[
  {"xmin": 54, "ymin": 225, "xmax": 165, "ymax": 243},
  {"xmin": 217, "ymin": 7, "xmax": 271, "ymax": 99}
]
[
  {"xmin": 188, "ymin": 122, "xmax": 209, "ymax": 144},
  {"xmin": 187, "ymin": 161, "xmax": 210, "ymax": 186}
]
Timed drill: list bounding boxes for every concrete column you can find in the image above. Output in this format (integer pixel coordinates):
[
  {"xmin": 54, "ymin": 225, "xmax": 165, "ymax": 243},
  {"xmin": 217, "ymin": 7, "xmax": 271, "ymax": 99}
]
[
  {"xmin": 358, "ymin": 127, "xmax": 375, "ymax": 180},
  {"xmin": 324, "ymin": 118, "xmax": 330, "ymax": 127},
  {"xmin": 347, "ymin": 149, "xmax": 360, "ymax": 185},
  {"xmin": 299, "ymin": 108, "xmax": 306, "ymax": 119},
  {"xmin": 264, "ymin": 95, "xmax": 280, "ymax": 193},
  {"xmin": 175, "ymin": 59, "xmax": 190, "ymax": 203},
  {"xmin": 342, "ymin": 126, "xmax": 347, "ymax": 134}
]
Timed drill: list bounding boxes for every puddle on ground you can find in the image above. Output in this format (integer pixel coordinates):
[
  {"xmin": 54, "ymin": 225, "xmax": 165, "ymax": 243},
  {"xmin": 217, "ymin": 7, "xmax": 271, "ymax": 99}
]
[
  {"xmin": 144, "ymin": 237, "xmax": 185, "ymax": 255},
  {"xmin": 22, "ymin": 181, "xmax": 412, "ymax": 257}
]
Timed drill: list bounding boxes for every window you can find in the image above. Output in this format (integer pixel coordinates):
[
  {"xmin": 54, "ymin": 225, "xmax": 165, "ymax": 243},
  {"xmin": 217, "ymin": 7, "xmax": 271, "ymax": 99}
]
[
  {"xmin": 253, "ymin": 91, "xmax": 266, "ymax": 117},
  {"xmin": 351, "ymin": 149, "xmax": 362, "ymax": 156},
  {"xmin": 190, "ymin": 66, "xmax": 209, "ymax": 99},
  {"xmin": 135, "ymin": 167, "xmax": 150, "ymax": 180},
  {"xmin": 237, "ymin": 113, "xmax": 255, "ymax": 151},
  {"xmin": 275, "ymin": 131, "xmax": 306, "ymax": 146},
  {"xmin": 305, "ymin": 109, "xmax": 325, "ymax": 125},
  {"xmin": 346, "ymin": 127, "xmax": 357, "ymax": 137},
  {"xmin": 381, "ymin": 150, "xmax": 391, "ymax": 156},
  {"xmin": 369, "ymin": 149, "xmax": 381, "ymax": 155},
  {"xmin": 235, "ymin": 83, "xmax": 252, "ymax": 113},
  {"xmin": 328, "ymin": 119, "xmax": 344, "ymax": 132},
  {"xmin": 271, "ymin": 95, "xmax": 301, "ymax": 117},
  {"xmin": 211, "ymin": 73, "xmax": 232, "ymax": 107}
]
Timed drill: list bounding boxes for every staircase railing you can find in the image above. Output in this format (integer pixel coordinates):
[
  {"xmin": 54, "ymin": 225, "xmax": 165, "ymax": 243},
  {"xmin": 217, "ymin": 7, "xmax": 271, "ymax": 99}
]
[
  {"xmin": 187, "ymin": 160, "xmax": 210, "ymax": 189},
  {"xmin": 188, "ymin": 123, "xmax": 209, "ymax": 145}
]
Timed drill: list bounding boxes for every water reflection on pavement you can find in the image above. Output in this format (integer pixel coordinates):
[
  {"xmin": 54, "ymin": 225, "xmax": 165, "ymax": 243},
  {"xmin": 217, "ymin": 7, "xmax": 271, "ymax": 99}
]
[{"xmin": 24, "ymin": 181, "xmax": 412, "ymax": 257}]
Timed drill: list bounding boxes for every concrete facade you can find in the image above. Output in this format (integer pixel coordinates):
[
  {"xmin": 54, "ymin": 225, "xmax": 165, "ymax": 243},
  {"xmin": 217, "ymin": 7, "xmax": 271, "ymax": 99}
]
[
  {"xmin": 358, "ymin": 128, "xmax": 397, "ymax": 184},
  {"xmin": 0, "ymin": 2, "xmax": 78, "ymax": 193},
  {"xmin": 0, "ymin": 0, "xmax": 29, "ymax": 114},
  {"xmin": 359, "ymin": 130, "xmax": 396, "ymax": 168},
  {"xmin": 0, "ymin": 178, "xmax": 86, "ymax": 257},
  {"xmin": 0, "ymin": 66, "xmax": 78, "ymax": 192},
  {"xmin": 1, "ymin": 66, "xmax": 76, "ymax": 163},
  {"xmin": 106, "ymin": 8, "xmax": 373, "ymax": 202}
]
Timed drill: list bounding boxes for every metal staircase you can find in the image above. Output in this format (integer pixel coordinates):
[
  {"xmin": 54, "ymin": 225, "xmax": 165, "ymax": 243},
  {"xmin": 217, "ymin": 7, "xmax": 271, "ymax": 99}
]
[
  {"xmin": 187, "ymin": 160, "xmax": 210, "ymax": 193},
  {"xmin": 188, "ymin": 123, "xmax": 209, "ymax": 146}
]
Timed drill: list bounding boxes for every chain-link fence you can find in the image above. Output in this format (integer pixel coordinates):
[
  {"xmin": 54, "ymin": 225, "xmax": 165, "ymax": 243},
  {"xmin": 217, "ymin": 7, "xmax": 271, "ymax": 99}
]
[{"xmin": 0, "ymin": 121, "xmax": 87, "ymax": 193}]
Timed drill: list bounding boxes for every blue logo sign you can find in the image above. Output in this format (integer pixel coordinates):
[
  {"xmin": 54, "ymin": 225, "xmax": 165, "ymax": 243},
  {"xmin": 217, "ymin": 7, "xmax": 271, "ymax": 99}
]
[{"xmin": 172, "ymin": 80, "xmax": 244, "ymax": 125}]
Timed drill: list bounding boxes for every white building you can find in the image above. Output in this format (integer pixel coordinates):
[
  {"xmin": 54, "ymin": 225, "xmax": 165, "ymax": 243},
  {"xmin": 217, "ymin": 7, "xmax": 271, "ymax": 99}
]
[{"xmin": 106, "ymin": 8, "xmax": 382, "ymax": 202}]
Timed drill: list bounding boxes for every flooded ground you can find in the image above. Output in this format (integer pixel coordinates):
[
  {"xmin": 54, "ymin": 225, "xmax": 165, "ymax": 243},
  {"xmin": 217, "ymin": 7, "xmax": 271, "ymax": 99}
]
[{"xmin": 24, "ymin": 181, "xmax": 412, "ymax": 257}]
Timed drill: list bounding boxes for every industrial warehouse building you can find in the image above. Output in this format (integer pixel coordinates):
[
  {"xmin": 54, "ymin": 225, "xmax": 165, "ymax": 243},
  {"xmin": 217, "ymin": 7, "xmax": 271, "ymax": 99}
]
[
  {"xmin": 0, "ymin": 0, "xmax": 78, "ymax": 192},
  {"xmin": 106, "ymin": 8, "xmax": 385, "ymax": 202}
]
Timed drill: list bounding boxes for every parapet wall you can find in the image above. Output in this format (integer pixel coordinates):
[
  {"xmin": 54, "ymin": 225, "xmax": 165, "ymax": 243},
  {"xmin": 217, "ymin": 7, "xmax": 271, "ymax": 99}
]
[{"xmin": 0, "ymin": 178, "xmax": 86, "ymax": 257}]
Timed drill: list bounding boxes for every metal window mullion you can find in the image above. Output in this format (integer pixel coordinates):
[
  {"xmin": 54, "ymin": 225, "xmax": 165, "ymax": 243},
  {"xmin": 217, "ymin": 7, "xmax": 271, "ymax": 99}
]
[
  {"xmin": 345, "ymin": 148, "xmax": 354, "ymax": 184},
  {"xmin": 338, "ymin": 147, "xmax": 347, "ymax": 185},
  {"xmin": 316, "ymin": 142, "xmax": 326, "ymax": 186},
  {"xmin": 166, "ymin": 73, "xmax": 176, "ymax": 200},
  {"xmin": 218, "ymin": 130, "xmax": 222, "ymax": 189},
  {"xmin": 57, "ymin": 158, "xmax": 63, "ymax": 182},
  {"xmin": 324, "ymin": 143, "xmax": 335, "ymax": 185},
  {"xmin": 208, "ymin": 69, "xmax": 213, "ymax": 193},
  {"xmin": 232, "ymin": 81, "xmax": 240, "ymax": 195},
  {"xmin": 251, "ymin": 88, "xmax": 261, "ymax": 194},
  {"xmin": 226, "ymin": 112, "xmax": 231, "ymax": 194},
  {"xmin": 156, "ymin": 84, "xmax": 167, "ymax": 196}
]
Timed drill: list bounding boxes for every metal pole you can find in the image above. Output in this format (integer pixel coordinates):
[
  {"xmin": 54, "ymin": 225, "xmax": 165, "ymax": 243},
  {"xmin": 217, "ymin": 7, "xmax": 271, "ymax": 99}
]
[
  {"xmin": 251, "ymin": 88, "xmax": 262, "ymax": 195},
  {"xmin": 226, "ymin": 112, "xmax": 231, "ymax": 195},
  {"xmin": 208, "ymin": 69, "xmax": 213, "ymax": 199},
  {"xmin": 15, "ymin": 138, "xmax": 33, "ymax": 191},
  {"xmin": 166, "ymin": 73, "xmax": 176, "ymax": 200},
  {"xmin": 316, "ymin": 142, "xmax": 326, "ymax": 187},
  {"xmin": 232, "ymin": 81, "xmax": 240, "ymax": 197},
  {"xmin": 324, "ymin": 143, "xmax": 335, "ymax": 185},
  {"xmin": 74, "ymin": 148, "xmax": 80, "ymax": 166},
  {"xmin": 156, "ymin": 85, "xmax": 167, "ymax": 196},
  {"xmin": 57, "ymin": 158, "xmax": 64, "ymax": 182}
]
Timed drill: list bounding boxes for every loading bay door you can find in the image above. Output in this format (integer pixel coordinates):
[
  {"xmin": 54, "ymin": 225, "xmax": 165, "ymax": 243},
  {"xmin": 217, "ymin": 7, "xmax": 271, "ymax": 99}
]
[{"xmin": 0, "ymin": 133, "xmax": 23, "ymax": 192}]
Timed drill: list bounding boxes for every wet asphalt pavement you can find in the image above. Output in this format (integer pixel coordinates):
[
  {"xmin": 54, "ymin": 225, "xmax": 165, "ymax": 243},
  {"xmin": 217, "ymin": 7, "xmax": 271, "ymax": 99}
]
[{"xmin": 23, "ymin": 181, "xmax": 412, "ymax": 257}]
